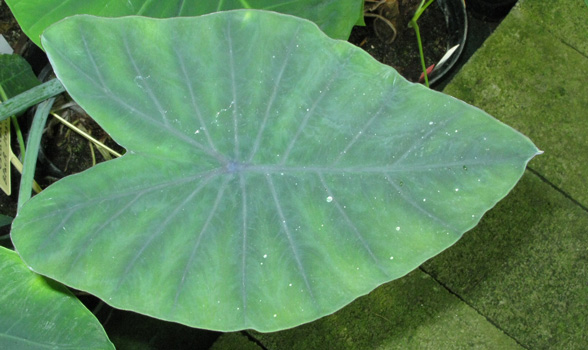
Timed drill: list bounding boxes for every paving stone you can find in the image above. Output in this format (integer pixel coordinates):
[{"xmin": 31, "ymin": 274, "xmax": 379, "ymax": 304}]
[
  {"xmin": 518, "ymin": 0, "xmax": 588, "ymax": 56},
  {"xmin": 423, "ymin": 172, "xmax": 588, "ymax": 349},
  {"xmin": 211, "ymin": 332, "xmax": 262, "ymax": 350},
  {"xmin": 443, "ymin": 0, "xmax": 588, "ymax": 206},
  {"xmin": 250, "ymin": 268, "xmax": 522, "ymax": 349}
]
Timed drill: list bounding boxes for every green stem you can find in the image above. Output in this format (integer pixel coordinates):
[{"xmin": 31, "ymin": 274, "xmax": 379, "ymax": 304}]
[
  {"xmin": 410, "ymin": 0, "xmax": 436, "ymax": 88},
  {"xmin": 412, "ymin": 0, "xmax": 436, "ymax": 22},
  {"xmin": 413, "ymin": 21, "xmax": 429, "ymax": 87}
]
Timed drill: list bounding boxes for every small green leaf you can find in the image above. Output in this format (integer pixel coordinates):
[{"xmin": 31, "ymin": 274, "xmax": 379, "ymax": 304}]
[
  {"xmin": 0, "ymin": 247, "xmax": 114, "ymax": 349},
  {"xmin": 0, "ymin": 54, "xmax": 40, "ymax": 99},
  {"xmin": 6, "ymin": 0, "xmax": 363, "ymax": 47},
  {"xmin": 12, "ymin": 11, "xmax": 539, "ymax": 332},
  {"xmin": 0, "ymin": 214, "xmax": 12, "ymax": 227}
]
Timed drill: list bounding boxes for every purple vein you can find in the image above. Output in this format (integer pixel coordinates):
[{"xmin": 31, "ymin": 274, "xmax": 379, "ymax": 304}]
[
  {"xmin": 53, "ymin": 37, "xmax": 221, "ymax": 159},
  {"xmin": 280, "ymin": 61, "xmax": 348, "ymax": 165},
  {"xmin": 172, "ymin": 175, "xmax": 232, "ymax": 309},
  {"xmin": 38, "ymin": 211, "xmax": 75, "ymax": 251},
  {"xmin": 265, "ymin": 174, "xmax": 317, "ymax": 305},
  {"xmin": 175, "ymin": 49, "xmax": 224, "ymax": 160},
  {"xmin": 247, "ymin": 27, "xmax": 301, "ymax": 163},
  {"xmin": 26, "ymin": 168, "xmax": 223, "ymax": 225},
  {"xmin": 226, "ymin": 20, "xmax": 240, "ymax": 160},
  {"xmin": 67, "ymin": 192, "xmax": 146, "ymax": 273},
  {"xmin": 332, "ymin": 103, "xmax": 387, "ymax": 165},
  {"xmin": 240, "ymin": 158, "xmax": 504, "ymax": 175},
  {"xmin": 80, "ymin": 31, "xmax": 107, "ymax": 89},
  {"xmin": 122, "ymin": 33, "xmax": 169, "ymax": 127},
  {"xmin": 317, "ymin": 173, "xmax": 389, "ymax": 276},
  {"xmin": 113, "ymin": 172, "xmax": 218, "ymax": 292},
  {"xmin": 386, "ymin": 177, "xmax": 460, "ymax": 233},
  {"xmin": 239, "ymin": 173, "xmax": 249, "ymax": 316},
  {"xmin": 392, "ymin": 115, "xmax": 458, "ymax": 166},
  {"xmin": 107, "ymin": 90, "xmax": 216, "ymax": 157}
]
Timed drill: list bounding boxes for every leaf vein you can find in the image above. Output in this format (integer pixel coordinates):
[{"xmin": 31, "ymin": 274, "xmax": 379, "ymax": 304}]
[
  {"xmin": 247, "ymin": 25, "xmax": 302, "ymax": 162},
  {"xmin": 266, "ymin": 174, "xmax": 318, "ymax": 305},
  {"xmin": 387, "ymin": 177, "xmax": 460, "ymax": 233},
  {"xmin": 114, "ymin": 172, "xmax": 219, "ymax": 292},
  {"xmin": 172, "ymin": 176, "xmax": 232, "ymax": 310},
  {"xmin": 318, "ymin": 173, "xmax": 389, "ymax": 276},
  {"xmin": 280, "ymin": 58, "xmax": 350, "ymax": 164}
]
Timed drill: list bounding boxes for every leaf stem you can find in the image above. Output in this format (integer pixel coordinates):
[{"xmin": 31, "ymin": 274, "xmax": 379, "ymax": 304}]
[{"xmin": 410, "ymin": 0, "xmax": 436, "ymax": 87}]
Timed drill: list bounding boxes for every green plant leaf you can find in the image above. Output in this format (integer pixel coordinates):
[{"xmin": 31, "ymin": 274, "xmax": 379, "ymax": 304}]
[
  {"xmin": 17, "ymin": 98, "xmax": 54, "ymax": 210},
  {"xmin": 5, "ymin": 0, "xmax": 363, "ymax": 47},
  {"xmin": 0, "ymin": 79, "xmax": 65, "ymax": 121},
  {"xmin": 0, "ymin": 214, "xmax": 12, "ymax": 227},
  {"xmin": 0, "ymin": 247, "xmax": 114, "ymax": 349},
  {"xmin": 12, "ymin": 11, "xmax": 540, "ymax": 332},
  {"xmin": 0, "ymin": 54, "xmax": 40, "ymax": 98}
]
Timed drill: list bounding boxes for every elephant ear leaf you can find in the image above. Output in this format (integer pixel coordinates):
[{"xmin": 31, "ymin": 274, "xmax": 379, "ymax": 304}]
[
  {"xmin": 5, "ymin": 0, "xmax": 363, "ymax": 46},
  {"xmin": 12, "ymin": 11, "xmax": 540, "ymax": 332},
  {"xmin": 0, "ymin": 247, "xmax": 114, "ymax": 349}
]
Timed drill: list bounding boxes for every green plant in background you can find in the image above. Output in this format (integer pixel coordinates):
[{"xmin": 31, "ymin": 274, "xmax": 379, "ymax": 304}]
[
  {"xmin": 1, "ymin": 1, "xmax": 539, "ymax": 348},
  {"xmin": 362, "ymin": 0, "xmax": 447, "ymax": 88},
  {"xmin": 5, "ymin": 0, "xmax": 364, "ymax": 46},
  {"xmin": 409, "ymin": 0, "xmax": 436, "ymax": 87},
  {"xmin": 0, "ymin": 55, "xmax": 44, "ymax": 197},
  {"xmin": 0, "ymin": 246, "xmax": 114, "ymax": 349}
]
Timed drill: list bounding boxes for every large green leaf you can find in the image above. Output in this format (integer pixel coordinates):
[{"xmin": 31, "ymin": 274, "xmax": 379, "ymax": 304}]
[
  {"xmin": 5, "ymin": 0, "xmax": 363, "ymax": 47},
  {"xmin": 0, "ymin": 247, "xmax": 114, "ymax": 349},
  {"xmin": 12, "ymin": 11, "xmax": 540, "ymax": 332}
]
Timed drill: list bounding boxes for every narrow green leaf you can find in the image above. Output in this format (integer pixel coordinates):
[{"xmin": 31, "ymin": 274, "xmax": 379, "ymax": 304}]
[
  {"xmin": 0, "ymin": 79, "xmax": 65, "ymax": 121},
  {"xmin": 0, "ymin": 247, "xmax": 114, "ymax": 349},
  {"xmin": 6, "ymin": 0, "xmax": 363, "ymax": 46},
  {"xmin": 13, "ymin": 12, "xmax": 540, "ymax": 332},
  {"xmin": 17, "ymin": 98, "xmax": 54, "ymax": 210}
]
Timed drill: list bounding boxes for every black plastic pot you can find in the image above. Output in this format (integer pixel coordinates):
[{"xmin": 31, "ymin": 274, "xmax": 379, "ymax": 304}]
[
  {"xmin": 467, "ymin": 0, "xmax": 518, "ymax": 22},
  {"xmin": 427, "ymin": 0, "xmax": 468, "ymax": 86}
]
